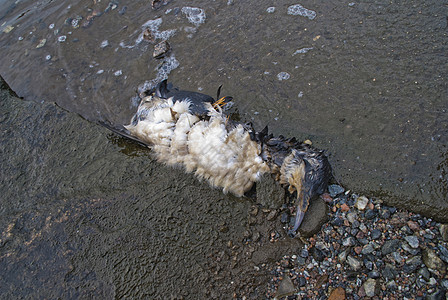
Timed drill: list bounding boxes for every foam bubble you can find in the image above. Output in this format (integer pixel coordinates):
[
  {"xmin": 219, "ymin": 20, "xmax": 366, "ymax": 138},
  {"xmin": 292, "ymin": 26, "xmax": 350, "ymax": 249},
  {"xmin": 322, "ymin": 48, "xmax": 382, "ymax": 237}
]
[
  {"xmin": 277, "ymin": 72, "xmax": 290, "ymax": 81},
  {"xmin": 293, "ymin": 47, "xmax": 313, "ymax": 55},
  {"xmin": 287, "ymin": 4, "xmax": 316, "ymax": 20},
  {"xmin": 181, "ymin": 7, "xmax": 206, "ymax": 26}
]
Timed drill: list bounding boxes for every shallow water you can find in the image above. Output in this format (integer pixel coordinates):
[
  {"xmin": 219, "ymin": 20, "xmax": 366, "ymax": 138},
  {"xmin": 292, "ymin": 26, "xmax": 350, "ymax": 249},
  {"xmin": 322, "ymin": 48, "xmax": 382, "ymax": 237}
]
[{"xmin": 0, "ymin": 0, "xmax": 447, "ymax": 296}]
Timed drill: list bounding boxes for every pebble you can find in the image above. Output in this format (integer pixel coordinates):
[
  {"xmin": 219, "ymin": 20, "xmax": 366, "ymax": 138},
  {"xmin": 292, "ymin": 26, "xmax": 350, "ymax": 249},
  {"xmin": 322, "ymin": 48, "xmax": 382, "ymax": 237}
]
[
  {"xmin": 328, "ymin": 184, "xmax": 344, "ymax": 197},
  {"xmin": 422, "ymin": 248, "xmax": 446, "ymax": 273},
  {"xmin": 362, "ymin": 278, "xmax": 378, "ymax": 297},
  {"xmin": 404, "ymin": 235, "xmax": 420, "ymax": 248},
  {"xmin": 371, "ymin": 228, "xmax": 382, "ymax": 240},
  {"xmin": 355, "ymin": 196, "xmax": 369, "ymax": 210},
  {"xmin": 440, "ymin": 224, "xmax": 448, "ymax": 241},
  {"xmin": 382, "ymin": 239, "xmax": 401, "ymax": 255},
  {"xmin": 347, "ymin": 255, "xmax": 362, "ymax": 271}
]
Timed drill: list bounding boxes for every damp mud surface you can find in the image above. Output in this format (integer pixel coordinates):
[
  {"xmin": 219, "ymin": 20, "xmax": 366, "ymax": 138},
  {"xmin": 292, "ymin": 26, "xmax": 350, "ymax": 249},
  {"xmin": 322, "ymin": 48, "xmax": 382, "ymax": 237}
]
[{"xmin": 0, "ymin": 0, "xmax": 447, "ymax": 298}]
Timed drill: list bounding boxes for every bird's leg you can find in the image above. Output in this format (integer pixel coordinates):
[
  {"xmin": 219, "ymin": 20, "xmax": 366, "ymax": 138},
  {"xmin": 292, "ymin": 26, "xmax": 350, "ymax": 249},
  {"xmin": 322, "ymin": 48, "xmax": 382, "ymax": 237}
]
[{"xmin": 212, "ymin": 96, "xmax": 232, "ymax": 109}]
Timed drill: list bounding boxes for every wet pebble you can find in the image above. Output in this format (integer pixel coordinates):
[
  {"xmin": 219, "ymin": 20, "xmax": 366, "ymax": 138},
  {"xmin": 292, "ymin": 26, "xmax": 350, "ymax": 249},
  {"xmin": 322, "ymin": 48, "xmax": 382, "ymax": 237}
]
[
  {"xmin": 404, "ymin": 235, "xmax": 420, "ymax": 248},
  {"xmin": 354, "ymin": 196, "xmax": 369, "ymax": 210},
  {"xmin": 328, "ymin": 184, "xmax": 344, "ymax": 197}
]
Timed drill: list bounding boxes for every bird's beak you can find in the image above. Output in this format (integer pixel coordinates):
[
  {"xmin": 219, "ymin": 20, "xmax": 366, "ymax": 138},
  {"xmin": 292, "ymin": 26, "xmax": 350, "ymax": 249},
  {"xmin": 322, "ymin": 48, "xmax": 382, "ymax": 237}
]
[{"xmin": 288, "ymin": 191, "xmax": 310, "ymax": 236}]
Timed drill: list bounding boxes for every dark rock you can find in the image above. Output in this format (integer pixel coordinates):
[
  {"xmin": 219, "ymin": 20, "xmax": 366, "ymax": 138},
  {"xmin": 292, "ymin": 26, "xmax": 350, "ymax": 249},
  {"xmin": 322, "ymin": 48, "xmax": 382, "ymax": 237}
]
[
  {"xmin": 275, "ymin": 275, "xmax": 296, "ymax": 298},
  {"xmin": 417, "ymin": 267, "xmax": 431, "ymax": 281},
  {"xmin": 441, "ymin": 279, "xmax": 448, "ymax": 289},
  {"xmin": 257, "ymin": 174, "xmax": 286, "ymax": 209},
  {"xmin": 401, "ymin": 242, "xmax": 420, "ymax": 255},
  {"xmin": 426, "ymin": 288, "xmax": 446, "ymax": 300},
  {"xmin": 310, "ymin": 247, "xmax": 325, "ymax": 262},
  {"xmin": 403, "ymin": 256, "xmax": 422, "ymax": 273},
  {"xmin": 297, "ymin": 256, "xmax": 306, "ymax": 265},
  {"xmin": 380, "ymin": 209, "xmax": 391, "ymax": 219},
  {"xmin": 328, "ymin": 184, "xmax": 345, "ymax": 197},
  {"xmin": 365, "ymin": 209, "xmax": 378, "ymax": 220},
  {"xmin": 364, "ymin": 259, "xmax": 374, "ymax": 270},
  {"xmin": 300, "ymin": 248, "xmax": 309, "ymax": 258},
  {"xmin": 370, "ymin": 229, "xmax": 382, "ymax": 240},
  {"xmin": 368, "ymin": 270, "xmax": 380, "ymax": 279},
  {"xmin": 382, "ymin": 264, "xmax": 398, "ymax": 280},
  {"xmin": 298, "ymin": 197, "xmax": 329, "ymax": 237},
  {"xmin": 440, "ymin": 224, "xmax": 448, "ymax": 241},
  {"xmin": 361, "ymin": 243, "xmax": 374, "ymax": 255},
  {"xmin": 382, "ymin": 239, "xmax": 401, "ymax": 255},
  {"xmin": 280, "ymin": 212, "xmax": 289, "ymax": 223},
  {"xmin": 404, "ymin": 235, "xmax": 419, "ymax": 248},
  {"xmin": 298, "ymin": 276, "xmax": 307, "ymax": 287},
  {"xmin": 343, "ymin": 236, "xmax": 356, "ymax": 247},
  {"xmin": 437, "ymin": 245, "xmax": 448, "ymax": 263},
  {"xmin": 331, "ymin": 217, "xmax": 344, "ymax": 227}
]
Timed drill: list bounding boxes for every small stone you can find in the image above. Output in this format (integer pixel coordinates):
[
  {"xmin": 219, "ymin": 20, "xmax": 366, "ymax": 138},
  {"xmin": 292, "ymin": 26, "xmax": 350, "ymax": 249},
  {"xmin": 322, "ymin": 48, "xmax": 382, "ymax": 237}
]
[
  {"xmin": 380, "ymin": 209, "xmax": 391, "ymax": 219},
  {"xmin": 331, "ymin": 217, "xmax": 344, "ymax": 227},
  {"xmin": 404, "ymin": 235, "xmax": 419, "ymax": 248},
  {"xmin": 386, "ymin": 279, "xmax": 397, "ymax": 290},
  {"xmin": 275, "ymin": 275, "xmax": 296, "ymax": 298},
  {"xmin": 328, "ymin": 184, "xmax": 345, "ymax": 197},
  {"xmin": 362, "ymin": 243, "xmax": 375, "ymax": 255},
  {"xmin": 362, "ymin": 278, "xmax": 379, "ymax": 297},
  {"xmin": 440, "ymin": 224, "xmax": 448, "ymax": 241},
  {"xmin": 252, "ymin": 232, "xmax": 261, "ymax": 242},
  {"xmin": 298, "ymin": 276, "xmax": 306, "ymax": 287},
  {"xmin": 422, "ymin": 248, "xmax": 446, "ymax": 274},
  {"xmin": 338, "ymin": 249, "xmax": 349, "ymax": 263},
  {"xmin": 298, "ymin": 197, "xmax": 329, "ymax": 237},
  {"xmin": 371, "ymin": 229, "xmax": 382, "ymax": 240},
  {"xmin": 355, "ymin": 196, "xmax": 369, "ymax": 210},
  {"xmin": 438, "ymin": 244, "xmax": 448, "ymax": 263},
  {"xmin": 418, "ymin": 267, "xmax": 431, "ymax": 281},
  {"xmin": 368, "ymin": 270, "xmax": 380, "ymax": 279},
  {"xmin": 407, "ymin": 220, "xmax": 420, "ymax": 231},
  {"xmin": 441, "ymin": 279, "xmax": 448, "ymax": 289},
  {"xmin": 280, "ymin": 212, "xmax": 289, "ymax": 223},
  {"xmin": 300, "ymin": 248, "xmax": 309, "ymax": 258},
  {"xmin": 426, "ymin": 289, "xmax": 446, "ymax": 300},
  {"xmin": 401, "ymin": 242, "xmax": 420, "ymax": 255},
  {"xmin": 347, "ymin": 255, "xmax": 362, "ymax": 271},
  {"xmin": 343, "ymin": 236, "xmax": 356, "ymax": 247},
  {"xmin": 328, "ymin": 286, "xmax": 346, "ymax": 300},
  {"xmin": 347, "ymin": 212, "xmax": 358, "ymax": 224},
  {"xmin": 365, "ymin": 209, "xmax": 378, "ymax": 220},
  {"xmin": 403, "ymin": 256, "xmax": 422, "ymax": 273},
  {"xmin": 340, "ymin": 203, "xmax": 350, "ymax": 212},
  {"xmin": 382, "ymin": 264, "xmax": 398, "ymax": 280},
  {"xmin": 382, "ymin": 239, "xmax": 401, "ymax": 255},
  {"xmin": 266, "ymin": 210, "xmax": 277, "ymax": 221},
  {"xmin": 391, "ymin": 251, "xmax": 403, "ymax": 263},
  {"xmin": 153, "ymin": 40, "xmax": 171, "ymax": 59}
]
